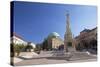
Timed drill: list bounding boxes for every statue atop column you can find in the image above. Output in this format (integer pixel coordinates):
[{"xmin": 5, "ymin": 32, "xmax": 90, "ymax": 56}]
[{"xmin": 64, "ymin": 13, "xmax": 75, "ymax": 52}]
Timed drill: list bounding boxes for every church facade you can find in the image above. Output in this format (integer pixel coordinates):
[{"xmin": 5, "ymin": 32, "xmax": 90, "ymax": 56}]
[
  {"xmin": 42, "ymin": 13, "xmax": 76, "ymax": 51},
  {"xmin": 42, "ymin": 32, "xmax": 64, "ymax": 50},
  {"xmin": 48, "ymin": 32, "xmax": 64, "ymax": 50}
]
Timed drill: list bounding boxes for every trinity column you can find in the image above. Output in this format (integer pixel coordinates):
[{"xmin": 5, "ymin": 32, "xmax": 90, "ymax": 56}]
[{"xmin": 64, "ymin": 13, "xmax": 75, "ymax": 52}]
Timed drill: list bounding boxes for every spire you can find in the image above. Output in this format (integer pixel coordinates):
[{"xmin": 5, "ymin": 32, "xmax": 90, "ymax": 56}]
[
  {"xmin": 64, "ymin": 12, "xmax": 73, "ymax": 52},
  {"xmin": 66, "ymin": 11, "xmax": 70, "ymax": 30},
  {"xmin": 66, "ymin": 13, "xmax": 70, "ymax": 22},
  {"xmin": 66, "ymin": 13, "xmax": 72, "ymax": 41}
]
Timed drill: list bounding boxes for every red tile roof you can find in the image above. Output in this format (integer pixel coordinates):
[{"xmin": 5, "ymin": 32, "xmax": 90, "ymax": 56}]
[{"xmin": 13, "ymin": 32, "xmax": 26, "ymax": 41}]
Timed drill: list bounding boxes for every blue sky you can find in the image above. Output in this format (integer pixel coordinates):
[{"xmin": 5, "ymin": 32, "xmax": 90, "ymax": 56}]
[{"xmin": 13, "ymin": 1, "xmax": 97, "ymax": 44}]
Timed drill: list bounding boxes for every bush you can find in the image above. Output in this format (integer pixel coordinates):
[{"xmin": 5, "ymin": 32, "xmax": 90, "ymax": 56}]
[
  {"xmin": 25, "ymin": 44, "xmax": 33, "ymax": 52},
  {"xmin": 11, "ymin": 43, "xmax": 26, "ymax": 56}
]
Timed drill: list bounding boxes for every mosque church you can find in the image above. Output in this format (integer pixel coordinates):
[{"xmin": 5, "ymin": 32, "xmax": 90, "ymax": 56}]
[
  {"xmin": 41, "ymin": 13, "xmax": 97, "ymax": 53},
  {"xmin": 41, "ymin": 13, "xmax": 75, "ymax": 51}
]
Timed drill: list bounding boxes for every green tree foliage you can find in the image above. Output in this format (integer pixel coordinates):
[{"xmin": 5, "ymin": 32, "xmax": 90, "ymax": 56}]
[
  {"xmin": 24, "ymin": 44, "xmax": 33, "ymax": 52},
  {"xmin": 14, "ymin": 44, "xmax": 26, "ymax": 56},
  {"xmin": 34, "ymin": 43, "xmax": 42, "ymax": 54},
  {"xmin": 10, "ymin": 43, "xmax": 26, "ymax": 56},
  {"xmin": 41, "ymin": 37, "xmax": 54, "ymax": 51},
  {"xmin": 42, "ymin": 39, "xmax": 48, "ymax": 50}
]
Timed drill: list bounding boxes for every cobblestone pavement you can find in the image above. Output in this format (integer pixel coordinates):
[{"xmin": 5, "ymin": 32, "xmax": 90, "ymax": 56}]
[{"xmin": 14, "ymin": 51, "xmax": 97, "ymax": 66}]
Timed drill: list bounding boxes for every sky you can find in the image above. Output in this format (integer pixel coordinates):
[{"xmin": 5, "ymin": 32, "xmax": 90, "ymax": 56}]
[{"xmin": 13, "ymin": 1, "xmax": 97, "ymax": 44}]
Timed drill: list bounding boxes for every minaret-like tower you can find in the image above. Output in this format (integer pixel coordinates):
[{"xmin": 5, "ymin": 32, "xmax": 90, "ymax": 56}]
[{"xmin": 64, "ymin": 13, "xmax": 73, "ymax": 52}]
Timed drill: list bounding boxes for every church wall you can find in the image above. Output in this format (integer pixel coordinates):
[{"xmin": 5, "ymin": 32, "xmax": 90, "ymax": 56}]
[{"xmin": 52, "ymin": 37, "xmax": 64, "ymax": 49}]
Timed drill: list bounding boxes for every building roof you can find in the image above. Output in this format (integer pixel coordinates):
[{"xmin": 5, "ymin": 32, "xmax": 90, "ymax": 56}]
[
  {"xmin": 90, "ymin": 27, "xmax": 97, "ymax": 31},
  {"xmin": 13, "ymin": 32, "xmax": 26, "ymax": 41},
  {"xmin": 80, "ymin": 27, "xmax": 97, "ymax": 33},
  {"xmin": 75, "ymin": 27, "xmax": 97, "ymax": 39},
  {"xmin": 80, "ymin": 29, "xmax": 90, "ymax": 33}
]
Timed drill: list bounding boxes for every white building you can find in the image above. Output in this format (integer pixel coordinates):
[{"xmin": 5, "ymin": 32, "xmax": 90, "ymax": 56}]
[
  {"xmin": 12, "ymin": 33, "xmax": 36, "ymax": 48},
  {"xmin": 12, "ymin": 33, "xmax": 27, "ymax": 45},
  {"xmin": 11, "ymin": 33, "xmax": 36, "ymax": 52}
]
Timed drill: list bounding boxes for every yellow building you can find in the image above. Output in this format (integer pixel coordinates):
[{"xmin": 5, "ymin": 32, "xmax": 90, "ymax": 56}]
[
  {"xmin": 42, "ymin": 32, "xmax": 64, "ymax": 50},
  {"xmin": 51, "ymin": 36, "xmax": 64, "ymax": 49},
  {"xmin": 48, "ymin": 32, "xmax": 64, "ymax": 49}
]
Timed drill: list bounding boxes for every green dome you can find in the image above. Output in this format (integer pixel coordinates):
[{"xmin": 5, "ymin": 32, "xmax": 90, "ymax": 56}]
[{"xmin": 48, "ymin": 32, "xmax": 60, "ymax": 38}]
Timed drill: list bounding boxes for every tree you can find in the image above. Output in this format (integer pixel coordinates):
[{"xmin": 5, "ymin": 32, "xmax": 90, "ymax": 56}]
[
  {"xmin": 10, "ymin": 43, "xmax": 26, "ymax": 65},
  {"xmin": 41, "ymin": 38, "xmax": 48, "ymax": 50},
  {"xmin": 34, "ymin": 43, "xmax": 42, "ymax": 54},
  {"xmin": 13, "ymin": 44, "xmax": 25, "ymax": 56},
  {"xmin": 25, "ymin": 44, "xmax": 33, "ymax": 52}
]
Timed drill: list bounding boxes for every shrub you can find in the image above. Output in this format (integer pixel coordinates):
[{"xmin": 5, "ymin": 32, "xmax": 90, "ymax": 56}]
[
  {"xmin": 11, "ymin": 43, "xmax": 26, "ymax": 56},
  {"xmin": 24, "ymin": 44, "xmax": 33, "ymax": 52}
]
